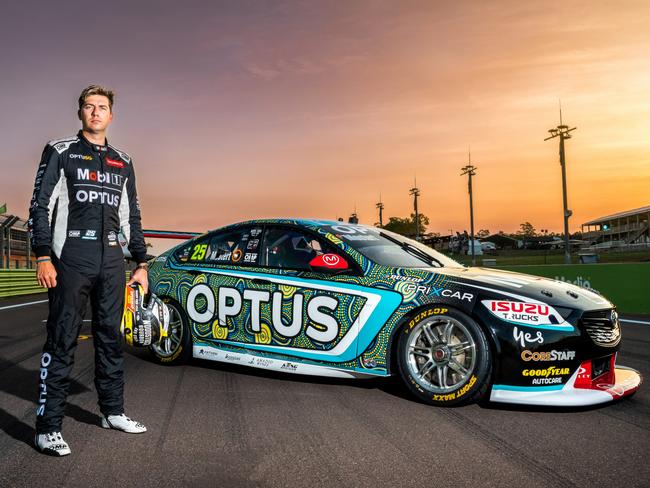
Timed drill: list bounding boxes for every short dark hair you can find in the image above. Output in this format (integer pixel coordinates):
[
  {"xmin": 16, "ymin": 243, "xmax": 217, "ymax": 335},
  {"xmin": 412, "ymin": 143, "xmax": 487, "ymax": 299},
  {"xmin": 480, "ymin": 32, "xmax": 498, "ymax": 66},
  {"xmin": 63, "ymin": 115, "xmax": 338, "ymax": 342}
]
[{"xmin": 78, "ymin": 85, "xmax": 115, "ymax": 111}]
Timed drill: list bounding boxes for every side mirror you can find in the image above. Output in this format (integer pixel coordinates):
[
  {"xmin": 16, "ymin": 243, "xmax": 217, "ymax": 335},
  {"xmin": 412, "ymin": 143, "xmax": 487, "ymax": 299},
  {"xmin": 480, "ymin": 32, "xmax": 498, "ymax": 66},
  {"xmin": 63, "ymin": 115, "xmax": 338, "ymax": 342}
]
[{"xmin": 309, "ymin": 253, "xmax": 349, "ymax": 272}]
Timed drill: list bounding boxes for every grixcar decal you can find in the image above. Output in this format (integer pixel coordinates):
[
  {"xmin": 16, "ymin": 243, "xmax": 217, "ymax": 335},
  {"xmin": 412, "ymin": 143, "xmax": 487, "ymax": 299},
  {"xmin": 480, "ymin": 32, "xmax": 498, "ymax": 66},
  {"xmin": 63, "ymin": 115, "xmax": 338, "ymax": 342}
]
[{"xmin": 148, "ymin": 218, "xmax": 642, "ymax": 406}]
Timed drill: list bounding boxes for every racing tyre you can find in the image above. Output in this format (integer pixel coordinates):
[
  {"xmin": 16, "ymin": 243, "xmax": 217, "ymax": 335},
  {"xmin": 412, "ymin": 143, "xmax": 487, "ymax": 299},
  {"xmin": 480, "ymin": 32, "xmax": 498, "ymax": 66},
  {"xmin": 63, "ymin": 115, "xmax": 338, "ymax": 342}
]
[
  {"xmin": 397, "ymin": 307, "xmax": 491, "ymax": 406},
  {"xmin": 149, "ymin": 298, "xmax": 192, "ymax": 365}
]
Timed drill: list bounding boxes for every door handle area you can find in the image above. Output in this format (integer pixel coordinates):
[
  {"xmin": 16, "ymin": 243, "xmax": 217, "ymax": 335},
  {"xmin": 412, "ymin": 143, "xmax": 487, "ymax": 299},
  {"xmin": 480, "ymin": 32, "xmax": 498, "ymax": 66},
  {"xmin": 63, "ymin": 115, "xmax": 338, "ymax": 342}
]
[{"xmin": 252, "ymin": 278, "xmax": 271, "ymax": 285}]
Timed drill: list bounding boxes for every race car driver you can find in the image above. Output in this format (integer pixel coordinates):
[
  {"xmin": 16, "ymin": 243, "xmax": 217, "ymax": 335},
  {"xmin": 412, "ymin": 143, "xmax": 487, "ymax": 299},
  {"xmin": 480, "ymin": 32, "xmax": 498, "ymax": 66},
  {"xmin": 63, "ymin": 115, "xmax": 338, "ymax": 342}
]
[{"xmin": 29, "ymin": 85, "xmax": 149, "ymax": 456}]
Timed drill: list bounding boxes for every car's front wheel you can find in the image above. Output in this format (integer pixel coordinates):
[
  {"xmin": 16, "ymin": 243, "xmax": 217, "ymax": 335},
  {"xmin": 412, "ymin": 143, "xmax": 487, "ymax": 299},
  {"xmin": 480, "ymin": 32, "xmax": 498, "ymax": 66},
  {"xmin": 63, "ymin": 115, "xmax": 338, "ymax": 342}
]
[
  {"xmin": 149, "ymin": 298, "xmax": 192, "ymax": 365},
  {"xmin": 396, "ymin": 307, "xmax": 491, "ymax": 406}
]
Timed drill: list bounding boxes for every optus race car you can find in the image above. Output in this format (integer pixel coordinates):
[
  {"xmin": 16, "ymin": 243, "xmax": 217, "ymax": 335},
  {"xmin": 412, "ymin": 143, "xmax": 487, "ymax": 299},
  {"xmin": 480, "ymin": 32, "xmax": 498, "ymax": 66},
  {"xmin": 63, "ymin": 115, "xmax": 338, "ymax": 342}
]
[{"xmin": 147, "ymin": 219, "xmax": 642, "ymax": 407}]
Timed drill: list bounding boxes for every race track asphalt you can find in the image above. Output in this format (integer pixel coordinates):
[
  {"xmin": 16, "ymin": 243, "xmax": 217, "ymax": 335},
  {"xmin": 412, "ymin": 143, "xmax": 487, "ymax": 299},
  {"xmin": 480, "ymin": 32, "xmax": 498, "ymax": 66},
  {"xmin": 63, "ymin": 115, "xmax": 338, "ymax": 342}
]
[{"xmin": 0, "ymin": 294, "xmax": 648, "ymax": 488}]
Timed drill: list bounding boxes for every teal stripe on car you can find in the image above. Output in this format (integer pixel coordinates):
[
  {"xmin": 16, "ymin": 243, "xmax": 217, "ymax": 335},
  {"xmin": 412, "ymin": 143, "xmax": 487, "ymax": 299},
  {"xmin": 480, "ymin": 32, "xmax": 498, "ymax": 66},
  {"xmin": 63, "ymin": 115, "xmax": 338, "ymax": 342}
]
[{"xmin": 169, "ymin": 262, "xmax": 403, "ymax": 363}]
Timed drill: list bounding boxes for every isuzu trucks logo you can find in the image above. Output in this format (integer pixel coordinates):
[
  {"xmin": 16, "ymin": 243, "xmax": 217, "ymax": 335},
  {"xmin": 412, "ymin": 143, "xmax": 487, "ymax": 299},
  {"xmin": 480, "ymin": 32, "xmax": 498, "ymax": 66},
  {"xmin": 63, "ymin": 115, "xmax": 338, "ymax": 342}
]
[{"xmin": 482, "ymin": 300, "xmax": 572, "ymax": 331}]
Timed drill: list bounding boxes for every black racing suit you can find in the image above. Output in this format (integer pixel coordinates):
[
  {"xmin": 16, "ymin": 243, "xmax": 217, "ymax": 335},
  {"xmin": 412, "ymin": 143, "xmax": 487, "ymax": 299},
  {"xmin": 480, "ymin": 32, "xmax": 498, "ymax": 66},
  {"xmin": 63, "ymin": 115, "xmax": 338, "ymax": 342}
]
[{"xmin": 29, "ymin": 131, "xmax": 147, "ymax": 434}]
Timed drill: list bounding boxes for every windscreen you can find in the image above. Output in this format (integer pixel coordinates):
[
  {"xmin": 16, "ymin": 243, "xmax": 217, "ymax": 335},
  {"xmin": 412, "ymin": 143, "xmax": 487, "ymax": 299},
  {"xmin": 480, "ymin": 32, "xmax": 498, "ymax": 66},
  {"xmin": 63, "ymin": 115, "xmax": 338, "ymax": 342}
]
[{"xmin": 322, "ymin": 224, "xmax": 463, "ymax": 269}]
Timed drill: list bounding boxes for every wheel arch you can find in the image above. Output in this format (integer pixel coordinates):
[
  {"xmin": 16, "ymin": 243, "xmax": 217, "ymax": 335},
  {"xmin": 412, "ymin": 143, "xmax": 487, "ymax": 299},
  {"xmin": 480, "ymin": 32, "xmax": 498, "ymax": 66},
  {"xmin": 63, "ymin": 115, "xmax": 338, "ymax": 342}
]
[{"xmin": 385, "ymin": 302, "xmax": 499, "ymax": 377}]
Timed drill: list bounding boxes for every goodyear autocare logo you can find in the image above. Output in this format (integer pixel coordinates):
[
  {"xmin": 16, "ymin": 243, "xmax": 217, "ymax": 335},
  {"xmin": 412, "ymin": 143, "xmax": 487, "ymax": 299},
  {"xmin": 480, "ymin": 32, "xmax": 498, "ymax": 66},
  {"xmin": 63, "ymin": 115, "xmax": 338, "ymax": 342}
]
[
  {"xmin": 522, "ymin": 366, "xmax": 570, "ymax": 385},
  {"xmin": 522, "ymin": 366, "xmax": 570, "ymax": 377}
]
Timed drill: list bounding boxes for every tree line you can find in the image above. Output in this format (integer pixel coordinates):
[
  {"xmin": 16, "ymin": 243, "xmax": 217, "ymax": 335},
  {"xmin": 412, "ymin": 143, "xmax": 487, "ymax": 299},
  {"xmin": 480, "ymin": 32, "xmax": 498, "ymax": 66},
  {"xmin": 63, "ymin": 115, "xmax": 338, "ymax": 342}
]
[{"xmin": 377, "ymin": 214, "xmax": 571, "ymax": 239}]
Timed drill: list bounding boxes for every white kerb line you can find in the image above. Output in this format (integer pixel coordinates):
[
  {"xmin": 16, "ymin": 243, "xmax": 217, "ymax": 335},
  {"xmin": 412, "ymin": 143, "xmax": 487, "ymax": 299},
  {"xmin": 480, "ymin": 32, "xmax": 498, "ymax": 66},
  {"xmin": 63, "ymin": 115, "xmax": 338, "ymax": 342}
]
[
  {"xmin": 620, "ymin": 319, "xmax": 650, "ymax": 326},
  {"xmin": 0, "ymin": 299, "xmax": 48, "ymax": 311}
]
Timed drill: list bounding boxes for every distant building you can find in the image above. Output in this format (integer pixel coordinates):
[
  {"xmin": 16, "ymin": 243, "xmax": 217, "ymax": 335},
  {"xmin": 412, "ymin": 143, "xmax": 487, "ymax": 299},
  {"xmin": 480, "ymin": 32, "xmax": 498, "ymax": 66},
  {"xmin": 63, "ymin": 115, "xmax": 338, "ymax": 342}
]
[
  {"xmin": 0, "ymin": 215, "xmax": 33, "ymax": 269},
  {"xmin": 581, "ymin": 205, "xmax": 650, "ymax": 245},
  {"xmin": 484, "ymin": 234, "xmax": 522, "ymax": 250}
]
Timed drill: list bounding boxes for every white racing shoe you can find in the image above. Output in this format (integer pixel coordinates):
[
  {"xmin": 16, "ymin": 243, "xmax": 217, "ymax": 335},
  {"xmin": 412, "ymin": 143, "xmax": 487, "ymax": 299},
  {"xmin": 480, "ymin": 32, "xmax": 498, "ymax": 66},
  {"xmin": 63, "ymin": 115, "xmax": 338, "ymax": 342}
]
[
  {"xmin": 101, "ymin": 414, "xmax": 147, "ymax": 433},
  {"xmin": 35, "ymin": 431, "xmax": 71, "ymax": 456}
]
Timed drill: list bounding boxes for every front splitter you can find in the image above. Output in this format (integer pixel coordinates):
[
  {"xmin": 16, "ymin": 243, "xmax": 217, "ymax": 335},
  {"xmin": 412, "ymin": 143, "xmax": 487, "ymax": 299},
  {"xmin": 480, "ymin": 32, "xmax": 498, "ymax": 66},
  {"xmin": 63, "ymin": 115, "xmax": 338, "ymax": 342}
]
[{"xmin": 490, "ymin": 365, "xmax": 642, "ymax": 407}]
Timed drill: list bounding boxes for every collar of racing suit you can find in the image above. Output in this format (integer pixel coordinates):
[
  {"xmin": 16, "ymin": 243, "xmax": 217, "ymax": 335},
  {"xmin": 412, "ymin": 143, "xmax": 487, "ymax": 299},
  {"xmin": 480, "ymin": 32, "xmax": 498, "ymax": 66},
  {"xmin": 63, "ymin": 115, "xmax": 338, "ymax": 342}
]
[{"xmin": 77, "ymin": 130, "xmax": 108, "ymax": 153}]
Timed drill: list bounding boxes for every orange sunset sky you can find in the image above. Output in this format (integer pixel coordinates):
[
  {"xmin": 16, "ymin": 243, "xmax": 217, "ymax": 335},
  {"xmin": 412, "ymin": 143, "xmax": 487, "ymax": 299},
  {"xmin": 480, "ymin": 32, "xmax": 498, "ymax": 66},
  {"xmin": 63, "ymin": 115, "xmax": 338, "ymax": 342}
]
[{"xmin": 1, "ymin": 1, "xmax": 649, "ymax": 253}]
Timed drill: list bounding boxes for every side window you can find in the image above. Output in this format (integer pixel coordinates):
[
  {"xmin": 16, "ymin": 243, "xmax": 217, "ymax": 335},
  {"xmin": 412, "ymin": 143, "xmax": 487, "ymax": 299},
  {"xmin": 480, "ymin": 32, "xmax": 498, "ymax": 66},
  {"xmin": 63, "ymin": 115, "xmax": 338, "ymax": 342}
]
[
  {"xmin": 260, "ymin": 226, "xmax": 344, "ymax": 271},
  {"xmin": 174, "ymin": 226, "xmax": 263, "ymax": 266}
]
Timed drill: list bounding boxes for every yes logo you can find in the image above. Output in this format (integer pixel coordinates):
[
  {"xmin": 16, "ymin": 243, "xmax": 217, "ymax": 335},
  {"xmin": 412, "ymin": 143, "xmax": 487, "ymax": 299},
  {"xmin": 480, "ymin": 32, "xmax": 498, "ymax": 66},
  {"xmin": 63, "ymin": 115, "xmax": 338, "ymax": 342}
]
[{"xmin": 513, "ymin": 326, "xmax": 544, "ymax": 348}]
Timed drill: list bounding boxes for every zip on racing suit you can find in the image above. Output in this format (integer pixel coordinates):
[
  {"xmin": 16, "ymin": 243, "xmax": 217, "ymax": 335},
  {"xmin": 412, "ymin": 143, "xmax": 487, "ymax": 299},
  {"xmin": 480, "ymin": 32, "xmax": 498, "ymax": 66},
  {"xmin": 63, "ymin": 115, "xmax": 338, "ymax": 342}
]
[{"xmin": 29, "ymin": 131, "xmax": 147, "ymax": 434}]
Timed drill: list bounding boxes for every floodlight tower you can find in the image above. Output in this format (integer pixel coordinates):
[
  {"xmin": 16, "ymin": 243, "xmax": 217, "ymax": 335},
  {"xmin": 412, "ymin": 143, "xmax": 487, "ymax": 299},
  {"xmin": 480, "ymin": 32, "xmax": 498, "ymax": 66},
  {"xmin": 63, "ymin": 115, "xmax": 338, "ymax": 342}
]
[
  {"xmin": 461, "ymin": 153, "xmax": 478, "ymax": 266},
  {"xmin": 409, "ymin": 179, "xmax": 420, "ymax": 240},
  {"xmin": 544, "ymin": 107, "xmax": 576, "ymax": 264},
  {"xmin": 376, "ymin": 194, "xmax": 384, "ymax": 228}
]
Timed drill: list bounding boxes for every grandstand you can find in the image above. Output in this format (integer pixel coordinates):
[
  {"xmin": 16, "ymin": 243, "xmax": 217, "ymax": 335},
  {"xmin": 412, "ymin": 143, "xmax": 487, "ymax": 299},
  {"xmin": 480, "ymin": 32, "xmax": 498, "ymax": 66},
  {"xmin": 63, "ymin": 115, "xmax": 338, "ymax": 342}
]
[
  {"xmin": 581, "ymin": 205, "xmax": 650, "ymax": 247},
  {"xmin": 0, "ymin": 215, "xmax": 32, "ymax": 269}
]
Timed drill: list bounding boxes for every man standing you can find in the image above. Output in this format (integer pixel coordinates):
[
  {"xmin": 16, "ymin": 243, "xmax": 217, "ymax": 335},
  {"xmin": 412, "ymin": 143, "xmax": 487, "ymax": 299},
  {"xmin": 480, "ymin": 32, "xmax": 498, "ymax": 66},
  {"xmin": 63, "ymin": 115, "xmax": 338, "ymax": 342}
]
[{"xmin": 29, "ymin": 85, "xmax": 149, "ymax": 456}]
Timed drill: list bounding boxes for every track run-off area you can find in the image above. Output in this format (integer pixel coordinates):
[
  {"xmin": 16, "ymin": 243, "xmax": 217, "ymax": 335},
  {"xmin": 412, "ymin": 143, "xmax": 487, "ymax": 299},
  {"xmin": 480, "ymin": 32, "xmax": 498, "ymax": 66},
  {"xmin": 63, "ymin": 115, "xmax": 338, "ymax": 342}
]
[{"xmin": 1, "ymin": 295, "xmax": 648, "ymax": 488}]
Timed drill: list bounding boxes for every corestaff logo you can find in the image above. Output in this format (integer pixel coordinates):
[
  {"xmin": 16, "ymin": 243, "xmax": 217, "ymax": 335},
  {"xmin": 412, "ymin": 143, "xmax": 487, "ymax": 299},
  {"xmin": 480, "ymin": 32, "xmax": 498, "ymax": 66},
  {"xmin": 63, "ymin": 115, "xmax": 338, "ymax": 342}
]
[{"xmin": 521, "ymin": 350, "xmax": 575, "ymax": 362}]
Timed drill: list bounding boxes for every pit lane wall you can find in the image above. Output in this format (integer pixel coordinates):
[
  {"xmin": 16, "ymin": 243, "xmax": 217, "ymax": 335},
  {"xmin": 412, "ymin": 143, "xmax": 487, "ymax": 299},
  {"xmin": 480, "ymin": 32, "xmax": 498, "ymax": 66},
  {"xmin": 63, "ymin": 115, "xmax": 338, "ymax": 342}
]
[
  {"xmin": 0, "ymin": 269, "xmax": 45, "ymax": 298},
  {"xmin": 498, "ymin": 263, "xmax": 650, "ymax": 314},
  {"xmin": 0, "ymin": 269, "xmax": 134, "ymax": 298}
]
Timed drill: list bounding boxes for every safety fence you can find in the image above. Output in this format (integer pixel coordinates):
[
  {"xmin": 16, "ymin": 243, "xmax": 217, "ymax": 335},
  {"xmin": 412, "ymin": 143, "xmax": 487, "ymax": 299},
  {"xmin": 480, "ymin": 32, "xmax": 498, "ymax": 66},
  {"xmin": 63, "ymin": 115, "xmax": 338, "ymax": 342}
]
[{"xmin": 0, "ymin": 269, "xmax": 45, "ymax": 298}]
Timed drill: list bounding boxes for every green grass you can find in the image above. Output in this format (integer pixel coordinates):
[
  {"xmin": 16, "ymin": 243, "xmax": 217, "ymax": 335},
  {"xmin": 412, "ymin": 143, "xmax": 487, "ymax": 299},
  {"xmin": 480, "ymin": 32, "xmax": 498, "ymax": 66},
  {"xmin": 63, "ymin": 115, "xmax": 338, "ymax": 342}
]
[
  {"xmin": 446, "ymin": 249, "xmax": 650, "ymax": 266},
  {"xmin": 498, "ymin": 263, "xmax": 650, "ymax": 314},
  {"xmin": 435, "ymin": 249, "xmax": 650, "ymax": 313}
]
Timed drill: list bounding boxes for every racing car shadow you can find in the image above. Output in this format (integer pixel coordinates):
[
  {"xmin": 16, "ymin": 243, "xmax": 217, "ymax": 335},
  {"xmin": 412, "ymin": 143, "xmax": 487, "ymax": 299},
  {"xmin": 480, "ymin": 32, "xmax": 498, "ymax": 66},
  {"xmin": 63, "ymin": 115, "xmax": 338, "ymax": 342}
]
[
  {"xmin": 125, "ymin": 348, "xmax": 632, "ymax": 413},
  {"xmin": 474, "ymin": 397, "xmax": 635, "ymax": 414},
  {"xmin": 127, "ymin": 346, "xmax": 399, "ymax": 392}
]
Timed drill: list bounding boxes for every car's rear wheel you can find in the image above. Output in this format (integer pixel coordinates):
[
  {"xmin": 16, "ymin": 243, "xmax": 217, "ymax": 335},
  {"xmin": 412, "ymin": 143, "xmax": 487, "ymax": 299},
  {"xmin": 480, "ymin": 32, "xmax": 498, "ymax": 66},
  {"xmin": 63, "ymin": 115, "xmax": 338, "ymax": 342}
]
[
  {"xmin": 149, "ymin": 298, "xmax": 192, "ymax": 365},
  {"xmin": 397, "ymin": 307, "xmax": 491, "ymax": 406}
]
